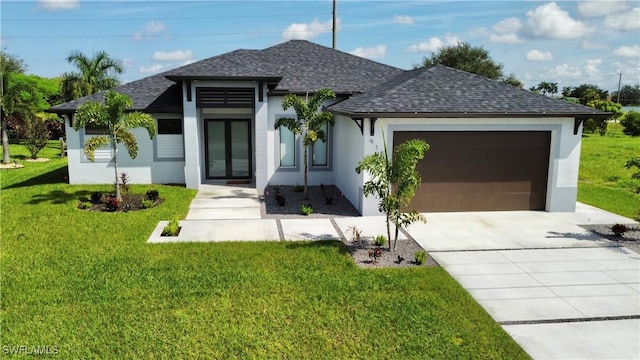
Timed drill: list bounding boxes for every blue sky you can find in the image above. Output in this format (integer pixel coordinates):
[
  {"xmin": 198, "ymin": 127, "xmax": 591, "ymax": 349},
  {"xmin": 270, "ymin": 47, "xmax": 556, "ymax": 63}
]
[{"xmin": 1, "ymin": 0, "xmax": 638, "ymax": 92}]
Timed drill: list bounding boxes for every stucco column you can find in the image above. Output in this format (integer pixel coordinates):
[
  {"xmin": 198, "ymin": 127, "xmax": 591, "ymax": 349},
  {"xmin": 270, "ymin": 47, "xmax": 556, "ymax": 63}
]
[
  {"xmin": 183, "ymin": 82, "xmax": 201, "ymax": 189},
  {"xmin": 255, "ymin": 83, "xmax": 268, "ymax": 191}
]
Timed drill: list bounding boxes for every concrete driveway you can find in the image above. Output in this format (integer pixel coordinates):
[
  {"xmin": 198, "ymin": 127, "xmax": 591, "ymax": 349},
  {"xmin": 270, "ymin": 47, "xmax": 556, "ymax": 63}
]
[{"xmin": 410, "ymin": 204, "xmax": 640, "ymax": 359}]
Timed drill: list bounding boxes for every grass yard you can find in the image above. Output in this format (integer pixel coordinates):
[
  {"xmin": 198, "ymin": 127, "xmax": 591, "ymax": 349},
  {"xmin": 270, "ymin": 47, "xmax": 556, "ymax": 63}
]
[
  {"xmin": 579, "ymin": 123, "xmax": 640, "ymax": 219},
  {"xmin": 0, "ymin": 141, "xmax": 528, "ymax": 359}
]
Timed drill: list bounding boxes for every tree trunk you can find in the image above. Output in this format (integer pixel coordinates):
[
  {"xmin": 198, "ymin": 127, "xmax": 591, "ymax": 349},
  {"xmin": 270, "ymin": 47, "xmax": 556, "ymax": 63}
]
[
  {"xmin": 386, "ymin": 214, "xmax": 392, "ymax": 251},
  {"xmin": 112, "ymin": 140, "xmax": 121, "ymax": 201},
  {"xmin": 303, "ymin": 146, "xmax": 309, "ymax": 200},
  {"xmin": 393, "ymin": 225, "xmax": 400, "ymax": 252},
  {"xmin": 1, "ymin": 112, "xmax": 10, "ymax": 164}
]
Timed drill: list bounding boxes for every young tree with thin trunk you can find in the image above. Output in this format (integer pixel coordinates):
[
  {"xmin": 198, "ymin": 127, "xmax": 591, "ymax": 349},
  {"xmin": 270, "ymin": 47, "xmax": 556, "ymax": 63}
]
[
  {"xmin": 73, "ymin": 91, "xmax": 157, "ymax": 201},
  {"xmin": 275, "ymin": 88, "xmax": 336, "ymax": 199},
  {"xmin": 356, "ymin": 132, "xmax": 429, "ymax": 251}
]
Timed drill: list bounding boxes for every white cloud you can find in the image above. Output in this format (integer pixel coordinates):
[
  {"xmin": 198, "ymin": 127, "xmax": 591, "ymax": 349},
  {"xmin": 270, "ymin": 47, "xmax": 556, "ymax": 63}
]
[
  {"xmin": 577, "ymin": 1, "xmax": 630, "ymax": 17},
  {"xmin": 584, "ymin": 58, "xmax": 602, "ymax": 77},
  {"xmin": 134, "ymin": 20, "xmax": 167, "ymax": 40},
  {"xmin": 614, "ymin": 45, "xmax": 640, "ymax": 57},
  {"xmin": 122, "ymin": 58, "xmax": 135, "ymax": 68},
  {"xmin": 548, "ymin": 64, "xmax": 583, "ymax": 80},
  {"xmin": 281, "ymin": 18, "xmax": 336, "ymax": 41},
  {"xmin": 406, "ymin": 35, "xmax": 461, "ymax": 53},
  {"xmin": 146, "ymin": 21, "xmax": 165, "ymax": 33},
  {"xmin": 489, "ymin": 33, "xmax": 522, "ymax": 44},
  {"xmin": 581, "ymin": 40, "xmax": 608, "ymax": 50},
  {"xmin": 139, "ymin": 64, "xmax": 166, "ymax": 74},
  {"xmin": 523, "ymin": 2, "xmax": 591, "ymax": 39},
  {"xmin": 349, "ymin": 45, "xmax": 387, "ymax": 59},
  {"xmin": 152, "ymin": 49, "xmax": 193, "ymax": 61},
  {"xmin": 38, "ymin": 0, "xmax": 79, "ymax": 10},
  {"xmin": 526, "ymin": 49, "xmax": 554, "ymax": 61},
  {"xmin": 393, "ymin": 15, "xmax": 414, "ymax": 25},
  {"xmin": 604, "ymin": 8, "xmax": 640, "ymax": 31},
  {"xmin": 493, "ymin": 17, "xmax": 522, "ymax": 34}
]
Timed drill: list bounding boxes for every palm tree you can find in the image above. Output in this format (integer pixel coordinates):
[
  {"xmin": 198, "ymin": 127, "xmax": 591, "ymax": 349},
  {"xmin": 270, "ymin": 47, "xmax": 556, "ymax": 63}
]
[
  {"xmin": 274, "ymin": 88, "xmax": 335, "ymax": 199},
  {"xmin": 61, "ymin": 50, "xmax": 123, "ymax": 101},
  {"xmin": 1, "ymin": 52, "xmax": 28, "ymax": 164},
  {"xmin": 73, "ymin": 91, "xmax": 157, "ymax": 201}
]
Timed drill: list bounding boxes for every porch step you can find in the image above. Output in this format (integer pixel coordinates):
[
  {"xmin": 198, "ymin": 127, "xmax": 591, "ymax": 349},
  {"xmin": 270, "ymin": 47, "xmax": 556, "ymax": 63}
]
[
  {"xmin": 185, "ymin": 184, "xmax": 262, "ymax": 220},
  {"xmin": 186, "ymin": 207, "xmax": 262, "ymax": 220}
]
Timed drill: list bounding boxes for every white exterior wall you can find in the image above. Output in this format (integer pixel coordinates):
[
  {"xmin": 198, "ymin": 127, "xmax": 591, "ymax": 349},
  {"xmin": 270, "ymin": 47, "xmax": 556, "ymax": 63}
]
[
  {"xmin": 64, "ymin": 113, "xmax": 185, "ymax": 185},
  {"xmin": 359, "ymin": 117, "xmax": 582, "ymax": 215},
  {"xmin": 333, "ymin": 114, "xmax": 365, "ymax": 214},
  {"xmin": 264, "ymin": 96, "xmax": 340, "ymax": 188}
]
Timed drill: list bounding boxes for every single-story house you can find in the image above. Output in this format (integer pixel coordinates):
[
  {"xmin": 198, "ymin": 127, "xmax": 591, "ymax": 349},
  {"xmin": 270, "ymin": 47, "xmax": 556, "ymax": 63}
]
[{"xmin": 50, "ymin": 40, "xmax": 608, "ymax": 215}]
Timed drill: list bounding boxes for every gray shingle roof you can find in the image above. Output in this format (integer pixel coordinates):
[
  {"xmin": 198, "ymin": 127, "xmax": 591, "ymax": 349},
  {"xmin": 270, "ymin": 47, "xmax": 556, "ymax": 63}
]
[
  {"xmin": 49, "ymin": 72, "xmax": 182, "ymax": 113},
  {"xmin": 328, "ymin": 65, "xmax": 610, "ymax": 118},
  {"xmin": 256, "ymin": 40, "xmax": 403, "ymax": 93},
  {"xmin": 50, "ymin": 40, "xmax": 403, "ymax": 113}
]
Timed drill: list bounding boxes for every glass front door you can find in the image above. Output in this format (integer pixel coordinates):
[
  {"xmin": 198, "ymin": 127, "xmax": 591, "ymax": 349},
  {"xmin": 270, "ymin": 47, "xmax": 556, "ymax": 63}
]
[{"xmin": 205, "ymin": 119, "xmax": 251, "ymax": 179}]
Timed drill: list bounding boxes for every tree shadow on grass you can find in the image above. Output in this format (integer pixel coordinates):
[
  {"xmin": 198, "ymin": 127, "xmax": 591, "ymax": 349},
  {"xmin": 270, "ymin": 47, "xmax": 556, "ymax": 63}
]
[
  {"xmin": 285, "ymin": 240, "xmax": 351, "ymax": 256},
  {"xmin": 3, "ymin": 165, "xmax": 68, "ymax": 189},
  {"xmin": 27, "ymin": 189, "xmax": 94, "ymax": 205}
]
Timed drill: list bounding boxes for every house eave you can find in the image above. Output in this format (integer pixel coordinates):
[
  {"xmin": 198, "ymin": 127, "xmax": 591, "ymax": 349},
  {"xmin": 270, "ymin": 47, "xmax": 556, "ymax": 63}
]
[
  {"xmin": 329, "ymin": 110, "xmax": 612, "ymax": 120},
  {"xmin": 165, "ymin": 75, "xmax": 282, "ymax": 82}
]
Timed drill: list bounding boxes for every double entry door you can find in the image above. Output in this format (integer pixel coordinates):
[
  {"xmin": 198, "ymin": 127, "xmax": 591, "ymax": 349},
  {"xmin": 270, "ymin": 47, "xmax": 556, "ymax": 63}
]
[{"xmin": 205, "ymin": 119, "xmax": 251, "ymax": 179}]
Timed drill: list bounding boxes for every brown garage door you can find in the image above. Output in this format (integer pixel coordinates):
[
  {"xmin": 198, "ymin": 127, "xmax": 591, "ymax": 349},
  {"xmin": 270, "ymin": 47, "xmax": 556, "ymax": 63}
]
[{"xmin": 393, "ymin": 131, "xmax": 551, "ymax": 212}]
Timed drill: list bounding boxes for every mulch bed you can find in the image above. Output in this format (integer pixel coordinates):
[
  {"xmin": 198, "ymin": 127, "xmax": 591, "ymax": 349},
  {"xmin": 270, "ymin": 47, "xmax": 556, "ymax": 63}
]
[
  {"xmin": 261, "ymin": 185, "xmax": 360, "ymax": 218},
  {"xmin": 77, "ymin": 193, "xmax": 164, "ymax": 212},
  {"xmin": 343, "ymin": 237, "xmax": 438, "ymax": 269},
  {"xmin": 261, "ymin": 185, "xmax": 436, "ymax": 268},
  {"xmin": 581, "ymin": 224, "xmax": 640, "ymax": 254}
]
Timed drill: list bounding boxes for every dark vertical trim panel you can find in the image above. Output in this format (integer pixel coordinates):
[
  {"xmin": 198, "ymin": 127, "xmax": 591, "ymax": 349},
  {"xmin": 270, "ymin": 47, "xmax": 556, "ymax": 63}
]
[
  {"xmin": 186, "ymin": 81, "xmax": 192, "ymax": 102},
  {"xmin": 258, "ymin": 81, "xmax": 264, "ymax": 102}
]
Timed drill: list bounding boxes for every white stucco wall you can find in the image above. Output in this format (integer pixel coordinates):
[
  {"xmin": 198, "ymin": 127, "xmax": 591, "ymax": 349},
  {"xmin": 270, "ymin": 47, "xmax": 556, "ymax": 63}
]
[
  {"xmin": 64, "ymin": 113, "xmax": 185, "ymax": 185},
  {"xmin": 361, "ymin": 117, "xmax": 582, "ymax": 215},
  {"xmin": 264, "ymin": 96, "xmax": 342, "ymax": 189},
  {"xmin": 333, "ymin": 115, "xmax": 365, "ymax": 214}
]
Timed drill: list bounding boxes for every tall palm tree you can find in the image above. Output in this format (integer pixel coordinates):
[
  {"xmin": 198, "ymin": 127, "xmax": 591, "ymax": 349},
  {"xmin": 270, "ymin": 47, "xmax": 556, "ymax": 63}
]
[
  {"xmin": 61, "ymin": 50, "xmax": 123, "ymax": 101},
  {"xmin": 73, "ymin": 91, "xmax": 157, "ymax": 201},
  {"xmin": 275, "ymin": 88, "xmax": 335, "ymax": 199}
]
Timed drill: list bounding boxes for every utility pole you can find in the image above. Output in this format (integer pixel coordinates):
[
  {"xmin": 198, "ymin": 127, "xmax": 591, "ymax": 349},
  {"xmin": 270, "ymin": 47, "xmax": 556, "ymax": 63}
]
[
  {"xmin": 332, "ymin": 0, "xmax": 337, "ymax": 49},
  {"xmin": 616, "ymin": 73, "xmax": 622, "ymax": 103}
]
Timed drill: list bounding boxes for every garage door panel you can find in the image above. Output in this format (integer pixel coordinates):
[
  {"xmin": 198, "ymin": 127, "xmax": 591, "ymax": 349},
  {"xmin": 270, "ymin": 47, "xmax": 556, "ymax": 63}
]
[{"xmin": 394, "ymin": 131, "xmax": 550, "ymax": 212}]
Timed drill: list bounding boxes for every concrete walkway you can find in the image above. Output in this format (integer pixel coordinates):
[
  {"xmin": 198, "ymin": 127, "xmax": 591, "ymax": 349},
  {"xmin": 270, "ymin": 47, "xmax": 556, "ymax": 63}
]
[{"xmin": 147, "ymin": 186, "xmax": 640, "ymax": 359}]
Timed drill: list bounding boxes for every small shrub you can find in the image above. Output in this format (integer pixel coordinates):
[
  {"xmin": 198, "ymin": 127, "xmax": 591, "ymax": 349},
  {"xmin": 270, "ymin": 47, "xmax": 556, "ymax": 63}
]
[
  {"xmin": 162, "ymin": 217, "xmax": 180, "ymax": 236},
  {"xmin": 374, "ymin": 234, "xmax": 387, "ymax": 247},
  {"xmin": 145, "ymin": 189, "xmax": 159, "ymax": 201},
  {"xmin": 78, "ymin": 201, "xmax": 91, "ymax": 210},
  {"xmin": 347, "ymin": 225, "xmax": 362, "ymax": 242},
  {"xmin": 22, "ymin": 117, "xmax": 50, "ymax": 159},
  {"xmin": 105, "ymin": 196, "xmax": 121, "ymax": 212},
  {"xmin": 118, "ymin": 172, "xmax": 131, "ymax": 194},
  {"xmin": 272, "ymin": 185, "xmax": 280, "ymax": 195},
  {"xmin": 275, "ymin": 194, "xmax": 286, "ymax": 206},
  {"xmin": 90, "ymin": 192, "xmax": 103, "ymax": 204},
  {"xmin": 368, "ymin": 248, "xmax": 383, "ymax": 263},
  {"xmin": 293, "ymin": 184, "xmax": 304, "ymax": 192},
  {"xmin": 141, "ymin": 199, "xmax": 155, "ymax": 209},
  {"xmin": 583, "ymin": 118, "xmax": 607, "ymax": 136},
  {"xmin": 611, "ymin": 224, "xmax": 629, "ymax": 237},
  {"xmin": 320, "ymin": 183, "xmax": 326, "ymax": 193},
  {"xmin": 414, "ymin": 250, "xmax": 427, "ymax": 265},
  {"xmin": 621, "ymin": 110, "xmax": 640, "ymax": 136},
  {"xmin": 324, "ymin": 196, "xmax": 333, "ymax": 205},
  {"xmin": 301, "ymin": 204, "xmax": 313, "ymax": 216}
]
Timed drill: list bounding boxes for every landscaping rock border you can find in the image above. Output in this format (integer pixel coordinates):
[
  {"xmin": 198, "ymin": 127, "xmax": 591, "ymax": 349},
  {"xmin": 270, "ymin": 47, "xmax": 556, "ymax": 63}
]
[{"xmin": 581, "ymin": 224, "xmax": 640, "ymax": 254}]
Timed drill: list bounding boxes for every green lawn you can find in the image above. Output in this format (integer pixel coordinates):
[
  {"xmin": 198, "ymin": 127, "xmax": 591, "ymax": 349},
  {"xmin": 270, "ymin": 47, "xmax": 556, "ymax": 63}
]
[
  {"xmin": 1, "ymin": 142, "xmax": 528, "ymax": 358},
  {"xmin": 578, "ymin": 123, "xmax": 640, "ymax": 219}
]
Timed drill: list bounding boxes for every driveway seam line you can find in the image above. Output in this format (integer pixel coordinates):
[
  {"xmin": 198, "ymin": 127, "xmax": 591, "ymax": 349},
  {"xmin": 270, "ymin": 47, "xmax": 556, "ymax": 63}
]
[{"xmin": 499, "ymin": 314, "xmax": 640, "ymax": 326}]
